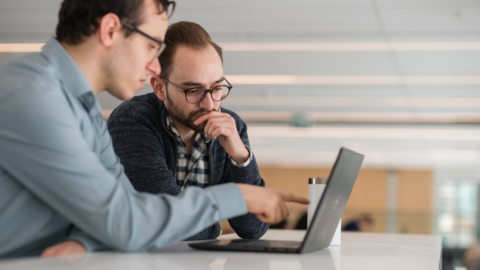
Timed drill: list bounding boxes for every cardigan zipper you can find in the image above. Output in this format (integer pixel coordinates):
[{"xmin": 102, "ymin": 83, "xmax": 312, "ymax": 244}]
[{"xmin": 161, "ymin": 113, "xmax": 178, "ymax": 179}]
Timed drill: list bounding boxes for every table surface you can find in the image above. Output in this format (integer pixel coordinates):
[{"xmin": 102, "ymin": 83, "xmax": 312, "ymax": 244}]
[{"xmin": 0, "ymin": 230, "xmax": 441, "ymax": 270}]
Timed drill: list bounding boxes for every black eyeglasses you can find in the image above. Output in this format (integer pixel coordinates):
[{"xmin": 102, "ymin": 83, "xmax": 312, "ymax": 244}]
[
  {"xmin": 163, "ymin": 1, "xmax": 176, "ymax": 19},
  {"xmin": 162, "ymin": 78, "xmax": 233, "ymax": 104},
  {"xmin": 121, "ymin": 21, "xmax": 166, "ymax": 62}
]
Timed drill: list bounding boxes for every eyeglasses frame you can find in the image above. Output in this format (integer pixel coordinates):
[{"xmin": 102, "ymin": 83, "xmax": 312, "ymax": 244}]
[
  {"xmin": 162, "ymin": 77, "xmax": 233, "ymax": 104},
  {"xmin": 121, "ymin": 21, "xmax": 167, "ymax": 62},
  {"xmin": 163, "ymin": 1, "xmax": 176, "ymax": 19}
]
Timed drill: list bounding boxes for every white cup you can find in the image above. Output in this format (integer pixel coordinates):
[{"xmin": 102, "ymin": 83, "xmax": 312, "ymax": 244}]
[{"xmin": 308, "ymin": 177, "xmax": 341, "ymax": 246}]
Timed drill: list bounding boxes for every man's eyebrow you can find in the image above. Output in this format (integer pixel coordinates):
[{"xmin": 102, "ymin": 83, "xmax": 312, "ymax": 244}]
[{"xmin": 181, "ymin": 77, "xmax": 225, "ymax": 87}]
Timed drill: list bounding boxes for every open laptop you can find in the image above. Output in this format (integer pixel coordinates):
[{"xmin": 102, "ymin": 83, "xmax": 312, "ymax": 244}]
[{"xmin": 189, "ymin": 147, "xmax": 364, "ymax": 254}]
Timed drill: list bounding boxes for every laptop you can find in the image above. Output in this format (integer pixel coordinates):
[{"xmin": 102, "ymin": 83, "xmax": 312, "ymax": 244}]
[{"xmin": 189, "ymin": 147, "xmax": 364, "ymax": 254}]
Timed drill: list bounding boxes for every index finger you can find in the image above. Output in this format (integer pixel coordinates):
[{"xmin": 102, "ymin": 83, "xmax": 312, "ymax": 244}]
[
  {"xmin": 194, "ymin": 111, "xmax": 219, "ymax": 124},
  {"xmin": 279, "ymin": 191, "xmax": 310, "ymax": 204}
]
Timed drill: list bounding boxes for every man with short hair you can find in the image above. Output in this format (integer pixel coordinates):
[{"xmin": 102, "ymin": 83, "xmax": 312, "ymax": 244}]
[
  {"xmin": 342, "ymin": 214, "xmax": 374, "ymax": 232},
  {"xmin": 108, "ymin": 21, "xmax": 268, "ymax": 240},
  {"xmin": 0, "ymin": 0, "xmax": 308, "ymax": 258}
]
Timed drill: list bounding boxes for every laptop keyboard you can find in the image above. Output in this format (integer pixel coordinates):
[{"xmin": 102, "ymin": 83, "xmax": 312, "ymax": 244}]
[
  {"xmin": 228, "ymin": 239, "xmax": 302, "ymax": 252},
  {"xmin": 266, "ymin": 240, "xmax": 302, "ymax": 249},
  {"xmin": 189, "ymin": 239, "xmax": 303, "ymax": 253}
]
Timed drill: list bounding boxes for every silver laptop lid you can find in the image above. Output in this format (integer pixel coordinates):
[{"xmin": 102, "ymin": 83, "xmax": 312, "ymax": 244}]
[{"xmin": 300, "ymin": 147, "xmax": 364, "ymax": 253}]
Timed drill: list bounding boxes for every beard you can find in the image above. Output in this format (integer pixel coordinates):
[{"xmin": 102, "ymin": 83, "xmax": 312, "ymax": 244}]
[{"xmin": 165, "ymin": 92, "xmax": 218, "ymax": 132}]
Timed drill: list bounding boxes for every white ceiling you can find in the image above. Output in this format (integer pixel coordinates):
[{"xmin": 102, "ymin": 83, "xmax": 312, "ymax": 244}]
[{"xmin": 1, "ymin": 0, "xmax": 480, "ymax": 181}]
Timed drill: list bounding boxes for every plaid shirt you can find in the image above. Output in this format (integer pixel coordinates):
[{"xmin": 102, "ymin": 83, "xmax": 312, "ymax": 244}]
[
  {"xmin": 166, "ymin": 116, "xmax": 211, "ymax": 190},
  {"xmin": 166, "ymin": 116, "xmax": 253, "ymax": 191}
]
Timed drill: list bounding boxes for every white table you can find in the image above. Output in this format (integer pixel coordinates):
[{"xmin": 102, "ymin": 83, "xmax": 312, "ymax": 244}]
[{"xmin": 0, "ymin": 230, "xmax": 441, "ymax": 270}]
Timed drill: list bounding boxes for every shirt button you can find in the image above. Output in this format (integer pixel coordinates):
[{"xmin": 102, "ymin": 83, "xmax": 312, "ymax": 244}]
[{"xmin": 180, "ymin": 153, "xmax": 185, "ymax": 158}]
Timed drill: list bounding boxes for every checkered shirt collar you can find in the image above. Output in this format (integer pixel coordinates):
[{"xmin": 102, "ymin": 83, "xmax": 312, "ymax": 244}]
[{"xmin": 165, "ymin": 116, "xmax": 212, "ymax": 145}]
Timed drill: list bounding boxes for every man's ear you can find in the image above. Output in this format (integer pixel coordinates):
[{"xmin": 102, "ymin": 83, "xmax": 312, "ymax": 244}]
[
  {"xmin": 151, "ymin": 75, "xmax": 167, "ymax": 101},
  {"xmin": 98, "ymin": 13, "xmax": 122, "ymax": 48}
]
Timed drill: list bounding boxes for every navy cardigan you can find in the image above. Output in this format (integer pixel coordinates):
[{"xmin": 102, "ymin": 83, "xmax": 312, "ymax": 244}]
[{"xmin": 107, "ymin": 92, "xmax": 269, "ymax": 240}]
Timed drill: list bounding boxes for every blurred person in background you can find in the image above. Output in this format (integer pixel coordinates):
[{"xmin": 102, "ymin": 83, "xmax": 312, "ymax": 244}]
[
  {"xmin": 342, "ymin": 213, "xmax": 374, "ymax": 232},
  {"xmin": 465, "ymin": 243, "xmax": 480, "ymax": 270}
]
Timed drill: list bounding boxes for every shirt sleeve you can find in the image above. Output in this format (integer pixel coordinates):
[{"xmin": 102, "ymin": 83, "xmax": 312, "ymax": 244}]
[
  {"xmin": 107, "ymin": 104, "xmax": 222, "ymax": 240},
  {"xmin": 0, "ymin": 89, "xmax": 247, "ymax": 252},
  {"xmin": 229, "ymin": 145, "xmax": 254, "ymax": 167},
  {"xmin": 68, "ymin": 228, "xmax": 112, "ymax": 252}
]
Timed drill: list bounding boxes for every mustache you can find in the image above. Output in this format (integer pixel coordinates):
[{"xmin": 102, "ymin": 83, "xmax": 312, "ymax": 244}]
[{"xmin": 189, "ymin": 108, "xmax": 218, "ymax": 118}]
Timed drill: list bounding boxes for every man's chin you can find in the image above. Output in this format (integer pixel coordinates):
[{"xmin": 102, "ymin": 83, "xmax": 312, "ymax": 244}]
[
  {"xmin": 188, "ymin": 122, "xmax": 206, "ymax": 132},
  {"xmin": 118, "ymin": 91, "xmax": 136, "ymax": 101},
  {"xmin": 105, "ymin": 86, "xmax": 137, "ymax": 101}
]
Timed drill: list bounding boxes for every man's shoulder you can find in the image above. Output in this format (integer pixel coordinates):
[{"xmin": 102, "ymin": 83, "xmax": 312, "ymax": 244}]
[
  {"xmin": 0, "ymin": 53, "xmax": 60, "ymax": 101},
  {"xmin": 109, "ymin": 92, "xmax": 163, "ymax": 122}
]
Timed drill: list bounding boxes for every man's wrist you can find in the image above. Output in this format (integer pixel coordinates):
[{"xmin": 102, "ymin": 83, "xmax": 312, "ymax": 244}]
[
  {"xmin": 230, "ymin": 145, "xmax": 253, "ymax": 167},
  {"xmin": 68, "ymin": 230, "xmax": 111, "ymax": 252}
]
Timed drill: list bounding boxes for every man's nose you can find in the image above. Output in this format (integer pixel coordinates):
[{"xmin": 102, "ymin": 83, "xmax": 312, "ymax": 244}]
[
  {"xmin": 147, "ymin": 58, "xmax": 161, "ymax": 76},
  {"xmin": 199, "ymin": 91, "xmax": 216, "ymax": 111}
]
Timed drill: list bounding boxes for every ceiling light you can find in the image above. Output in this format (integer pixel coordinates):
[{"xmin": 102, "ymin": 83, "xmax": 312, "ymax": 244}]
[
  {"xmin": 0, "ymin": 43, "xmax": 44, "ymax": 52},
  {"xmin": 219, "ymin": 42, "xmax": 480, "ymax": 51},
  {"xmin": 226, "ymin": 75, "xmax": 480, "ymax": 85}
]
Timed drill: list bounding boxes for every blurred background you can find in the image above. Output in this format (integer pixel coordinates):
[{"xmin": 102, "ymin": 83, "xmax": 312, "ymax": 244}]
[{"xmin": 1, "ymin": 0, "xmax": 479, "ymax": 268}]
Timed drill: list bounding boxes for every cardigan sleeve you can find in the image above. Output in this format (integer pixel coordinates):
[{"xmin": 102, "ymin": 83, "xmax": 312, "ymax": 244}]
[{"xmin": 221, "ymin": 112, "xmax": 270, "ymax": 239}]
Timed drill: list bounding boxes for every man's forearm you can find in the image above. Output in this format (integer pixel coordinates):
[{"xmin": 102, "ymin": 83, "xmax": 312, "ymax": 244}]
[
  {"xmin": 227, "ymin": 150, "xmax": 269, "ymax": 238},
  {"xmin": 183, "ymin": 222, "xmax": 222, "ymax": 240},
  {"xmin": 229, "ymin": 213, "xmax": 269, "ymax": 239}
]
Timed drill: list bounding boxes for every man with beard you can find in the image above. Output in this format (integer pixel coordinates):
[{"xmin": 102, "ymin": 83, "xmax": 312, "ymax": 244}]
[{"xmin": 107, "ymin": 21, "xmax": 268, "ymax": 240}]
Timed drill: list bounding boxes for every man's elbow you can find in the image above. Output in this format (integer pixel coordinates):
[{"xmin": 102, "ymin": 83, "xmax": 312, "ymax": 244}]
[{"xmin": 236, "ymin": 223, "xmax": 270, "ymax": 239}]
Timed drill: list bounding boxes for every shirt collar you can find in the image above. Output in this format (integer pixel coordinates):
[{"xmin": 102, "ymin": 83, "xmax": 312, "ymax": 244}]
[
  {"xmin": 41, "ymin": 37, "xmax": 93, "ymax": 98},
  {"xmin": 41, "ymin": 37, "xmax": 100, "ymax": 114}
]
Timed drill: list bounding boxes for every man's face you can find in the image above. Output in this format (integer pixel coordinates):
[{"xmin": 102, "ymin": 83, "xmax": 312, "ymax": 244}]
[
  {"xmin": 104, "ymin": 0, "xmax": 168, "ymax": 100},
  {"xmin": 358, "ymin": 219, "xmax": 372, "ymax": 231},
  {"xmin": 163, "ymin": 45, "xmax": 224, "ymax": 132}
]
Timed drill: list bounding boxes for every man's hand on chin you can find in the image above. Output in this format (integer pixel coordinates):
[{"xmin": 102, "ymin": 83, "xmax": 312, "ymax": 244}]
[
  {"xmin": 194, "ymin": 109, "xmax": 250, "ymax": 164},
  {"xmin": 41, "ymin": 240, "xmax": 86, "ymax": 257}
]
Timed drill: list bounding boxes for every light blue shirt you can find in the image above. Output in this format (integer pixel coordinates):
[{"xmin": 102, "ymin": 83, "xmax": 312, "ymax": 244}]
[{"xmin": 0, "ymin": 37, "xmax": 247, "ymax": 258}]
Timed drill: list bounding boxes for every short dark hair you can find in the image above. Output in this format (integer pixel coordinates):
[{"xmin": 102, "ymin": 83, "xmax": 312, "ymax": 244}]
[
  {"xmin": 56, "ymin": 0, "xmax": 168, "ymax": 45},
  {"xmin": 159, "ymin": 21, "xmax": 223, "ymax": 78}
]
